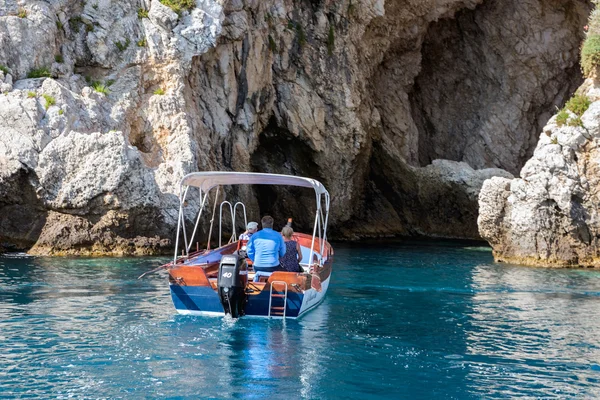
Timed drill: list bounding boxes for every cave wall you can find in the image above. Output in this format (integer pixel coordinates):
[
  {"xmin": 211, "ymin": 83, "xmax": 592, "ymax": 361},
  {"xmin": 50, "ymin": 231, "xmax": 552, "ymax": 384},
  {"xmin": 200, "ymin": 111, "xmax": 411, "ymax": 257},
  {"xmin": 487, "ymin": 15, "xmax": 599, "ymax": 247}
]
[
  {"xmin": 0, "ymin": 0, "xmax": 592, "ymax": 253},
  {"xmin": 411, "ymin": 0, "xmax": 590, "ymax": 174}
]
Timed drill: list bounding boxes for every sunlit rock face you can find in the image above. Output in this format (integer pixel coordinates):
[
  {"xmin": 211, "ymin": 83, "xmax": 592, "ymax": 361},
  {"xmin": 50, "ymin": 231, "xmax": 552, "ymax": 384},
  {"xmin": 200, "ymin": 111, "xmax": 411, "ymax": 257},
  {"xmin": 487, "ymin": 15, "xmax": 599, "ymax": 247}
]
[
  {"xmin": 0, "ymin": 0, "xmax": 590, "ymax": 254},
  {"xmin": 479, "ymin": 77, "xmax": 600, "ymax": 268}
]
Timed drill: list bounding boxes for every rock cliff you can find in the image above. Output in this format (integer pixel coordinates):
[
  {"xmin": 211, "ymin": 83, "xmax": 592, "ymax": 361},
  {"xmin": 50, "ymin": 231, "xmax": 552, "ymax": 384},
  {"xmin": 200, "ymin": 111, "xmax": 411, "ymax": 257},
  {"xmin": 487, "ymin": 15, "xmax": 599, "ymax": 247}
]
[
  {"xmin": 477, "ymin": 2, "xmax": 600, "ymax": 268},
  {"xmin": 479, "ymin": 77, "xmax": 600, "ymax": 267},
  {"xmin": 0, "ymin": 0, "xmax": 590, "ymax": 254}
]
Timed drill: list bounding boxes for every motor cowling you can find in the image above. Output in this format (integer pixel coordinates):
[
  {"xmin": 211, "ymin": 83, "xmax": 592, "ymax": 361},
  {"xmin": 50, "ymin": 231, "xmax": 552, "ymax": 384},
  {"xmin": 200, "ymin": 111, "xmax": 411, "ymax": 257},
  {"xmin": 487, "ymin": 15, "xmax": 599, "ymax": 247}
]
[{"xmin": 217, "ymin": 254, "xmax": 248, "ymax": 318}]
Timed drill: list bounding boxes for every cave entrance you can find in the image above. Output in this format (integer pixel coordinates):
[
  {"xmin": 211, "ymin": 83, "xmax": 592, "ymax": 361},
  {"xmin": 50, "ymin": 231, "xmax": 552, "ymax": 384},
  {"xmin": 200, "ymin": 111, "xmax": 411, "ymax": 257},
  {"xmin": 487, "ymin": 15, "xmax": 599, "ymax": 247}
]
[{"xmin": 250, "ymin": 117, "xmax": 323, "ymax": 232}]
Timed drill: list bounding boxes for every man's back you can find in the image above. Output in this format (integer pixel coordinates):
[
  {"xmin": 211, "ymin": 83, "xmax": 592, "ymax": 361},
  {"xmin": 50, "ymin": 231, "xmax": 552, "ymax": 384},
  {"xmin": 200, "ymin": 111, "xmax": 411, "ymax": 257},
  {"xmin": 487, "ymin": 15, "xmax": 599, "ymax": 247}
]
[{"xmin": 247, "ymin": 228, "xmax": 286, "ymax": 268}]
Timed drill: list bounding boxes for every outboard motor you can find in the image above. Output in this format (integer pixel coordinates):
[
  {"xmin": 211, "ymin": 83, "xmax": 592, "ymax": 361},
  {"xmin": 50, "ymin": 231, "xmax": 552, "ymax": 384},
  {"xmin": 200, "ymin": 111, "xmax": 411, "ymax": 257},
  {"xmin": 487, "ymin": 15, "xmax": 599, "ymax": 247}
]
[{"xmin": 217, "ymin": 254, "xmax": 248, "ymax": 318}]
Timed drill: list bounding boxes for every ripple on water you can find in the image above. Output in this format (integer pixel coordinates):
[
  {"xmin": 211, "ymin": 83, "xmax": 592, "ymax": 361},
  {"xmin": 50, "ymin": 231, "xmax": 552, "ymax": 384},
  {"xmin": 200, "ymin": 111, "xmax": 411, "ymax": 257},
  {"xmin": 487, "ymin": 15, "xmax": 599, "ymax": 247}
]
[{"xmin": 3, "ymin": 245, "xmax": 600, "ymax": 398}]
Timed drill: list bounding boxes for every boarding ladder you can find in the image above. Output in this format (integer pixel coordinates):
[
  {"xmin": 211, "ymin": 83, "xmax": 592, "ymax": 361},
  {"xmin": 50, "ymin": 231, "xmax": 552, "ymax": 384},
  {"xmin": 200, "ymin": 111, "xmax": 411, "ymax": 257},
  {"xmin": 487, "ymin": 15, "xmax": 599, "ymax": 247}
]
[{"xmin": 268, "ymin": 281, "xmax": 288, "ymax": 318}]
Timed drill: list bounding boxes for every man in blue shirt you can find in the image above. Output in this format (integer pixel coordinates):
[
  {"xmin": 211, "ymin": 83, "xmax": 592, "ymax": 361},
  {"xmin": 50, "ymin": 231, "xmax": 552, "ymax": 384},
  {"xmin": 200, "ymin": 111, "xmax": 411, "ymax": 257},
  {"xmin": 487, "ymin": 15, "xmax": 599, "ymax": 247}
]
[{"xmin": 247, "ymin": 215, "xmax": 286, "ymax": 276}]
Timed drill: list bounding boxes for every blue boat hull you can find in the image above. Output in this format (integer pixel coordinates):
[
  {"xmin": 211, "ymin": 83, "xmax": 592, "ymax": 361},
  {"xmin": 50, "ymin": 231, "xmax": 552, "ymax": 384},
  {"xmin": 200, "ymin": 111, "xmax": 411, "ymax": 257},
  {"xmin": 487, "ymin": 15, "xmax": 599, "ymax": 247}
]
[{"xmin": 169, "ymin": 284, "xmax": 306, "ymax": 318}]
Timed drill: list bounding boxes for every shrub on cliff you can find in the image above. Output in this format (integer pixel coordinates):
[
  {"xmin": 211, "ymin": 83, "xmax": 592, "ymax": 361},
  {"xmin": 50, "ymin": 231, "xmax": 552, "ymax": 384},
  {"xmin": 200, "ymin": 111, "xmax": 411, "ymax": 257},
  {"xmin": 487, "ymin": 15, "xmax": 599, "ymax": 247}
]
[
  {"xmin": 43, "ymin": 94, "xmax": 55, "ymax": 110},
  {"xmin": 91, "ymin": 81, "xmax": 109, "ymax": 95},
  {"xmin": 565, "ymin": 94, "xmax": 591, "ymax": 116},
  {"xmin": 27, "ymin": 67, "xmax": 51, "ymax": 78},
  {"xmin": 556, "ymin": 94, "xmax": 591, "ymax": 127},
  {"xmin": 115, "ymin": 39, "xmax": 130, "ymax": 52},
  {"xmin": 581, "ymin": 34, "xmax": 600, "ymax": 77},
  {"xmin": 137, "ymin": 8, "xmax": 149, "ymax": 19},
  {"xmin": 556, "ymin": 109, "xmax": 569, "ymax": 127},
  {"xmin": 327, "ymin": 26, "xmax": 335, "ymax": 55},
  {"xmin": 159, "ymin": 0, "xmax": 195, "ymax": 14}
]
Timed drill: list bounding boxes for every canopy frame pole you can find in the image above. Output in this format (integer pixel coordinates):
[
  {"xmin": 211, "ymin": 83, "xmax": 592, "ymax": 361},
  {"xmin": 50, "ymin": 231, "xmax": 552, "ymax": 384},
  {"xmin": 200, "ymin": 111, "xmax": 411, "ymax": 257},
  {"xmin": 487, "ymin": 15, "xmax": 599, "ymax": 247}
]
[
  {"xmin": 173, "ymin": 189, "xmax": 184, "ymax": 265},
  {"xmin": 206, "ymin": 186, "xmax": 220, "ymax": 250},
  {"xmin": 318, "ymin": 204, "xmax": 324, "ymax": 259},
  {"xmin": 322, "ymin": 193, "xmax": 330, "ymax": 256},
  {"xmin": 219, "ymin": 200, "xmax": 235, "ymax": 248},
  {"xmin": 233, "ymin": 202, "xmax": 247, "ymax": 238},
  {"xmin": 186, "ymin": 188, "xmax": 209, "ymax": 253},
  {"xmin": 180, "ymin": 186, "xmax": 191, "ymax": 256},
  {"xmin": 308, "ymin": 211, "xmax": 319, "ymax": 270}
]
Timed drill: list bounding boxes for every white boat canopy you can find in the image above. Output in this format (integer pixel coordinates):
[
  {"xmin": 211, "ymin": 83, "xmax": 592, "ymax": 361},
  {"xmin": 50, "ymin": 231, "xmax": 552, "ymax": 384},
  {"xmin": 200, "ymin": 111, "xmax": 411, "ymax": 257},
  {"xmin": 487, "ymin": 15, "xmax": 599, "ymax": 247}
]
[
  {"xmin": 181, "ymin": 171, "xmax": 329, "ymax": 198},
  {"xmin": 173, "ymin": 171, "xmax": 331, "ymax": 263}
]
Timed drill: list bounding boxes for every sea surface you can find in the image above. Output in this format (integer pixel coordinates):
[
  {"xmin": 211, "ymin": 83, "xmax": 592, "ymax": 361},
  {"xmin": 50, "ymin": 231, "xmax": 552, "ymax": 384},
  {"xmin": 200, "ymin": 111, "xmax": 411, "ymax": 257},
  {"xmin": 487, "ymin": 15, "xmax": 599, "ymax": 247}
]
[{"xmin": 2, "ymin": 241, "xmax": 600, "ymax": 399}]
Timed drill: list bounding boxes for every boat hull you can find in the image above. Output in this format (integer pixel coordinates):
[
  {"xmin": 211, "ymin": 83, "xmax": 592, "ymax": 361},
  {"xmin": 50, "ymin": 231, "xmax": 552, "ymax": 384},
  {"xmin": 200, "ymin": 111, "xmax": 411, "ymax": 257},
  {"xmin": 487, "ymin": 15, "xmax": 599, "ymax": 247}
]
[{"xmin": 170, "ymin": 274, "xmax": 330, "ymax": 319}]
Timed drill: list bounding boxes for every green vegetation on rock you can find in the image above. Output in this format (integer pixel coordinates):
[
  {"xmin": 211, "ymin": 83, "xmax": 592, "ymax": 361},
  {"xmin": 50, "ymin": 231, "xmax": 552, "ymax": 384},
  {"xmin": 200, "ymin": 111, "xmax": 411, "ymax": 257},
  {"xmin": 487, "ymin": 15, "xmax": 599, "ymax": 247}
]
[
  {"xmin": 296, "ymin": 24, "xmax": 307, "ymax": 47},
  {"xmin": 70, "ymin": 16, "xmax": 83, "ymax": 33},
  {"xmin": 27, "ymin": 91, "xmax": 36, "ymax": 98},
  {"xmin": 581, "ymin": 35, "xmax": 600, "ymax": 76},
  {"xmin": 137, "ymin": 38, "xmax": 147, "ymax": 47},
  {"xmin": 556, "ymin": 109, "xmax": 569, "ymax": 127},
  {"xmin": 27, "ymin": 67, "xmax": 51, "ymax": 78},
  {"xmin": 0, "ymin": 65, "xmax": 9, "ymax": 75},
  {"xmin": 91, "ymin": 81, "xmax": 109, "ymax": 95},
  {"xmin": 138, "ymin": 8, "xmax": 149, "ymax": 19},
  {"xmin": 17, "ymin": 8, "xmax": 27, "ymax": 18},
  {"xmin": 268, "ymin": 35, "xmax": 277, "ymax": 53},
  {"xmin": 287, "ymin": 21, "xmax": 307, "ymax": 48},
  {"xmin": 565, "ymin": 94, "xmax": 591, "ymax": 116},
  {"xmin": 556, "ymin": 94, "xmax": 591, "ymax": 128},
  {"xmin": 327, "ymin": 25, "xmax": 335, "ymax": 55},
  {"xmin": 159, "ymin": 0, "xmax": 195, "ymax": 14},
  {"xmin": 55, "ymin": 54, "xmax": 64, "ymax": 63},
  {"xmin": 154, "ymin": 88, "xmax": 165, "ymax": 95},
  {"xmin": 582, "ymin": 1, "xmax": 600, "ymax": 76},
  {"xmin": 348, "ymin": 0, "xmax": 357, "ymax": 17},
  {"xmin": 115, "ymin": 39, "xmax": 130, "ymax": 52},
  {"xmin": 43, "ymin": 94, "xmax": 56, "ymax": 110},
  {"xmin": 567, "ymin": 116, "xmax": 584, "ymax": 127}
]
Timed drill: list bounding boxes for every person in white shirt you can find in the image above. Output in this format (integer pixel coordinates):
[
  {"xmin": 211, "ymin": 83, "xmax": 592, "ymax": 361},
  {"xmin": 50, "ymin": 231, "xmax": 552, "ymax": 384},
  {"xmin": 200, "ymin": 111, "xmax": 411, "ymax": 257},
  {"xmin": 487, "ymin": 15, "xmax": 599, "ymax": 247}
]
[{"xmin": 239, "ymin": 221, "xmax": 258, "ymax": 241}]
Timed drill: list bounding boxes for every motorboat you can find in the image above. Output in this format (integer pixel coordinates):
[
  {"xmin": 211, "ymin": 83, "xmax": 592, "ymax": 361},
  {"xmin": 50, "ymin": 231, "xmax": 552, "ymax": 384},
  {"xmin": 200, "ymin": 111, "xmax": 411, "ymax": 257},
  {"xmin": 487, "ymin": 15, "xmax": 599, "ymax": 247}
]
[{"xmin": 142, "ymin": 172, "xmax": 333, "ymax": 319}]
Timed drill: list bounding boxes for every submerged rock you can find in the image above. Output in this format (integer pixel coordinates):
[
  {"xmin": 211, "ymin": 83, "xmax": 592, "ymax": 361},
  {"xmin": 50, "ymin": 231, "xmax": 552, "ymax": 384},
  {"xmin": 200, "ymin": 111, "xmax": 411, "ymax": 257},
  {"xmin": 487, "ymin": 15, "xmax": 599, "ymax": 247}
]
[
  {"xmin": 0, "ymin": 0, "xmax": 590, "ymax": 254},
  {"xmin": 479, "ymin": 79, "xmax": 600, "ymax": 267}
]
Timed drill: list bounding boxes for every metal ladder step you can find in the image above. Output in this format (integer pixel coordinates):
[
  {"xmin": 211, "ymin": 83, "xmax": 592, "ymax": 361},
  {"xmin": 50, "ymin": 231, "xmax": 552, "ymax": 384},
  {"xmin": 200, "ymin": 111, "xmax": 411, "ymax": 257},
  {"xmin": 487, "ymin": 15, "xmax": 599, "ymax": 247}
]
[{"xmin": 268, "ymin": 281, "xmax": 288, "ymax": 318}]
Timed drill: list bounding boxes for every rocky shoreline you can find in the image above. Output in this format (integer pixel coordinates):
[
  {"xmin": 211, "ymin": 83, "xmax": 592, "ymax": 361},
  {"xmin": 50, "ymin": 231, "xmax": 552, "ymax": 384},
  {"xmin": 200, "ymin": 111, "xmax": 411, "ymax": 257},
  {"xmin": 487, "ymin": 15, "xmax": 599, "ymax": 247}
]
[{"xmin": 479, "ymin": 76, "xmax": 600, "ymax": 268}]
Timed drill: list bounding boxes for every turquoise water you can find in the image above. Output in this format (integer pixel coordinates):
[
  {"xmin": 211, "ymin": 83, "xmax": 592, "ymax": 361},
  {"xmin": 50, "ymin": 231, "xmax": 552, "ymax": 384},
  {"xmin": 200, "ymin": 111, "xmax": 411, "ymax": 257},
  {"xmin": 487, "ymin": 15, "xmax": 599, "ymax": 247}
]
[{"xmin": 2, "ymin": 241, "xmax": 600, "ymax": 398}]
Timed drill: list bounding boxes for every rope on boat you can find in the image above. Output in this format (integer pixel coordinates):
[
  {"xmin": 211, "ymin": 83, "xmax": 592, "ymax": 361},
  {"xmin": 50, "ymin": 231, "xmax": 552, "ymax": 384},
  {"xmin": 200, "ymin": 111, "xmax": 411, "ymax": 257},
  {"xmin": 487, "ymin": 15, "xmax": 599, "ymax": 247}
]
[{"xmin": 137, "ymin": 264, "xmax": 171, "ymax": 280}]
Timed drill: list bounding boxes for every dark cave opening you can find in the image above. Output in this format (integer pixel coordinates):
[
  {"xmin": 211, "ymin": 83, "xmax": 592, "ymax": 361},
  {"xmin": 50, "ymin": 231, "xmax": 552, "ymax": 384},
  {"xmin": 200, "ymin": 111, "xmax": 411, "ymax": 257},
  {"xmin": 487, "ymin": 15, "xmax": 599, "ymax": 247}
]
[{"xmin": 250, "ymin": 116, "xmax": 324, "ymax": 233}]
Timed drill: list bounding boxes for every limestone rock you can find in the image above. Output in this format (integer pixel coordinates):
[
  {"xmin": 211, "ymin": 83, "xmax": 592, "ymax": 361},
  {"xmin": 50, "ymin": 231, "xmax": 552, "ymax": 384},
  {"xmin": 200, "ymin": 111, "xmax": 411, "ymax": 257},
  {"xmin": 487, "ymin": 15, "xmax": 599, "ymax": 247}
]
[
  {"xmin": 149, "ymin": 1, "xmax": 179, "ymax": 31},
  {"xmin": 478, "ymin": 79, "xmax": 600, "ymax": 267},
  {"xmin": 0, "ymin": 0, "xmax": 591, "ymax": 254}
]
